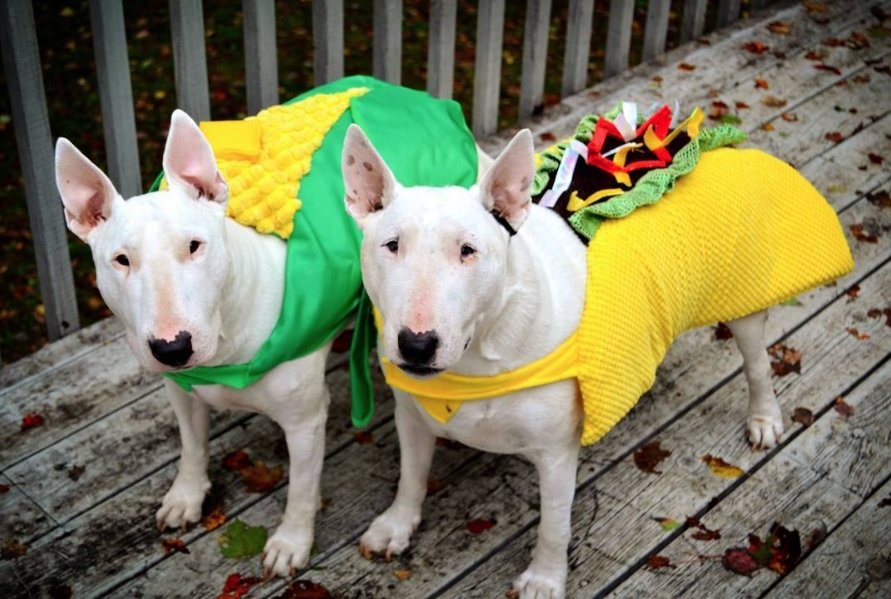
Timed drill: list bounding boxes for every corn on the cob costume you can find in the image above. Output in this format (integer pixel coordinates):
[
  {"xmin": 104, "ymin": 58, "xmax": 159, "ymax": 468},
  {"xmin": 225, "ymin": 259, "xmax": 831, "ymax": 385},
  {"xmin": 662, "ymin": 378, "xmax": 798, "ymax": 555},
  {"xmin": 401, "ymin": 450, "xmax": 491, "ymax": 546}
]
[
  {"xmin": 155, "ymin": 76, "xmax": 480, "ymax": 427},
  {"xmin": 380, "ymin": 103, "xmax": 853, "ymax": 446}
]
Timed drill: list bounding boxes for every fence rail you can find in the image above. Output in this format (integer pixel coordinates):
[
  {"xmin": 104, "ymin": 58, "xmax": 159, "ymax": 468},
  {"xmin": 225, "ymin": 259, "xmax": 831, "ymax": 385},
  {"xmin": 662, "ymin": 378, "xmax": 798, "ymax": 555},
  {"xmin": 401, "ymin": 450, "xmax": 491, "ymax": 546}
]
[{"xmin": 1, "ymin": 0, "xmax": 767, "ymax": 344}]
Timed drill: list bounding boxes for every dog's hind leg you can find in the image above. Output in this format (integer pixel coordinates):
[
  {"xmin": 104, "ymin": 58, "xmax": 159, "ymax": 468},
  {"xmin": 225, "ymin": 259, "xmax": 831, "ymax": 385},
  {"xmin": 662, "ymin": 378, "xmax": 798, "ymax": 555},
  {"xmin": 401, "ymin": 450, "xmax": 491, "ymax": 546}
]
[
  {"xmin": 359, "ymin": 392, "xmax": 436, "ymax": 560},
  {"xmin": 513, "ymin": 442, "xmax": 579, "ymax": 599},
  {"xmin": 727, "ymin": 310, "xmax": 784, "ymax": 449},
  {"xmin": 156, "ymin": 380, "xmax": 211, "ymax": 530}
]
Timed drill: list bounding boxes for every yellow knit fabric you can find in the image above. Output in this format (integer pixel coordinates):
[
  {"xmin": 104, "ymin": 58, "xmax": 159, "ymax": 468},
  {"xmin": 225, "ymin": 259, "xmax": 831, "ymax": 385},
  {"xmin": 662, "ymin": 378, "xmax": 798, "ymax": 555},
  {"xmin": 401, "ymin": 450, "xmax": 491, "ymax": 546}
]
[
  {"xmin": 379, "ymin": 148, "xmax": 853, "ymax": 446},
  {"xmin": 162, "ymin": 87, "xmax": 368, "ymax": 238}
]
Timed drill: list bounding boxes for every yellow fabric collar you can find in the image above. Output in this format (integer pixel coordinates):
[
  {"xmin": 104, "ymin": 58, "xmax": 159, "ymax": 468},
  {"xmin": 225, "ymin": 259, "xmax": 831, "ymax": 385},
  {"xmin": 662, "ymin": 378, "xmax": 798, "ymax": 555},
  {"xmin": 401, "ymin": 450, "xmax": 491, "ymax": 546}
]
[{"xmin": 376, "ymin": 306, "xmax": 579, "ymax": 423}]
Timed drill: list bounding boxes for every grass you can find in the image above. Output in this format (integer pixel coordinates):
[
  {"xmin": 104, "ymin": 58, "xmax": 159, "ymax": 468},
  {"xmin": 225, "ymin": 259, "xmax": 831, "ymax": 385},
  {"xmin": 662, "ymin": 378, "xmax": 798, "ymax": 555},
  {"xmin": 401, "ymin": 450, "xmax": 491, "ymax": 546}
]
[{"xmin": 0, "ymin": 0, "xmax": 736, "ymax": 364}]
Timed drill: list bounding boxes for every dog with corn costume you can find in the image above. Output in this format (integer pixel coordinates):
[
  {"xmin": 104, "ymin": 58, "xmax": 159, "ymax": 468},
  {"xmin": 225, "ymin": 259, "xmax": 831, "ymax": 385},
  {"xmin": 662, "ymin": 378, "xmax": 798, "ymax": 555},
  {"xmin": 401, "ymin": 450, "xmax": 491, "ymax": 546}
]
[
  {"xmin": 344, "ymin": 103, "xmax": 853, "ymax": 597},
  {"xmin": 54, "ymin": 76, "xmax": 484, "ymax": 577}
]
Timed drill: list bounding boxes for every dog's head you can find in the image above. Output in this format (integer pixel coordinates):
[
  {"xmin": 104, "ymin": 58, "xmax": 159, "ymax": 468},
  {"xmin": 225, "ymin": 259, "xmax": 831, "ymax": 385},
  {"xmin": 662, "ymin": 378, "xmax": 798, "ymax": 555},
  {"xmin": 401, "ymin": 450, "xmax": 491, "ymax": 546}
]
[
  {"xmin": 342, "ymin": 125, "xmax": 534, "ymax": 376},
  {"xmin": 55, "ymin": 110, "xmax": 231, "ymax": 372}
]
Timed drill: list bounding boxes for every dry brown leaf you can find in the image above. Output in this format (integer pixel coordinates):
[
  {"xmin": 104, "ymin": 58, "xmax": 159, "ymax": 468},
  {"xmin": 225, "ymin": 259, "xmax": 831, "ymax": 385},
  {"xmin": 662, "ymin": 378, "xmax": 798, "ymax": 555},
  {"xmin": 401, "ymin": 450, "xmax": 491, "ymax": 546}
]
[
  {"xmin": 633, "ymin": 441, "xmax": 671, "ymax": 474},
  {"xmin": 161, "ymin": 537, "xmax": 190, "ymax": 555},
  {"xmin": 354, "ymin": 431, "xmax": 375, "ymax": 445},
  {"xmin": 0, "ymin": 541, "xmax": 28, "ymax": 560},
  {"xmin": 780, "ymin": 112, "xmax": 798, "ymax": 122},
  {"xmin": 713, "ymin": 322, "xmax": 734, "ymax": 340},
  {"xmin": 825, "ymin": 131, "xmax": 845, "ymax": 143},
  {"xmin": 762, "ymin": 95, "xmax": 787, "ymax": 108},
  {"xmin": 846, "ymin": 284, "xmax": 861, "ymax": 300},
  {"xmin": 701, "ymin": 455, "xmax": 745, "ymax": 479},
  {"xmin": 849, "ymin": 223, "xmax": 879, "ymax": 243},
  {"xmin": 791, "ymin": 407, "xmax": 814, "ymax": 427},
  {"xmin": 393, "ymin": 569, "xmax": 412, "ymax": 581},
  {"xmin": 846, "ymin": 327, "xmax": 871, "ymax": 340},
  {"xmin": 735, "ymin": 101, "xmax": 751, "ymax": 110},
  {"xmin": 834, "ymin": 396, "xmax": 855, "ymax": 419},
  {"xmin": 761, "ymin": 122, "xmax": 776, "ymax": 132},
  {"xmin": 678, "ymin": 62, "xmax": 696, "ymax": 71},
  {"xmin": 767, "ymin": 21, "xmax": 792, "ymax": 35},
  {"xmin": 202, "ymin": 504, "xmax": 227, "ymax": 531},
  {"xmin": 754, "ymin": 78, "xmax": 769, "ymax": 89},
  {"xmin": 768, "ymin": 343, "xmax": 802, "ymax": 376},
  {"xmin": 646, "ymin": 555, "xmax": 677, "ymax": 570},
  {"xmin": 867, "ymin": 153, "xmax": 885, "ymax": 165},
  {"xmin": 743, "ymin": 41, "xmax": 769, "ymax": 55},
  {"xmin": 803, "ymin": 1, "xmax": 827, "ymax": 13},
  {"xmin": 240, "ymin": 461, "xmax": 283, "ymax": 493}
]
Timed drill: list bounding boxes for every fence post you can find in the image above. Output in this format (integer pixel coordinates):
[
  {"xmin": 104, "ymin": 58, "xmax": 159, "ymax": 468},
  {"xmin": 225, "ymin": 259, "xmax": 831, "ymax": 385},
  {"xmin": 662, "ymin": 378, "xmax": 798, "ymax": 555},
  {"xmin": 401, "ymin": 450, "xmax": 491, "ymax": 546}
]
[
  {"xmin": 561, "ymin": 0, "xmax": 593, "ymax": 98},
  {"xmin": 472, "ymin": 0, "xmax": 505, "ymax": 137},
  {"xmin": 716, "ymin": 0, "xmax": 742, "ymax": 28},
  {"xmin": 169, "ymin": 0, "xmax": 211, "ymax": 121},
  {"xmin": 313, "ymin": 0, "xmax": 344, "ymax": 85},
  {"xmin": 243, "ymin": 0, "xmax": 279, "ymax": 114},
  {"xmin": 643, "ymin": 0, "xmax": 671, "ymax": 63},
  {"xmin": 604, "ymin": 0, "xmax": 635, "ymax": 77},
  {"xmin": 0, "ymin": 0, "xmax": 80, "ymax": 340},
  {"xmin": 373, "ymin": 0, "xmax": 402, "ymax": 84},
  {"xmin": 519, "ymin": 0, "xmax": 552, "ymax": 120},
  {"xmin": 89, "ymin": 0, "xmax": 142, "ymax": 198},
  {"xmin": 682, "ymin": 0, "xmax": 707, "ymax": 42},
  {"xmin": 427, "ymin": 0, "xmax": 457, "ymax": 99}
]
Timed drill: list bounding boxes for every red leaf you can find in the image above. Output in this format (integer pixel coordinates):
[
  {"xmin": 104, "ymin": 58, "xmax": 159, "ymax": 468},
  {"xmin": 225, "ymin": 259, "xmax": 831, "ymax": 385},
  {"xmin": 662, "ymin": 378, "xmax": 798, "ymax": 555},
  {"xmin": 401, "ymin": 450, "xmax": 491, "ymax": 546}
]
[
  {"xmin": 202, "ymin": 504, "xmax": 227, "ymax": 531},
  {"xmin": 354, "ymin": 431, "xmax": 374, "ymax": 445},
  {"xmin": 646, "ymin": 555, "xmax": 676, "ymax": 570},
  {"xmin": 825, "ymin": 131, "xmax": 845, "ymax": 143},
  {"xmin": 687, "ymin": 516, "xmax": 722, "ymax": 541},
  {"xmin": 791, "ymin": 407, "xmax": 814, "ymax": 427},
  {"xmin": 754, "ymin": 78, "xmax": 769, "ymax": 89},
  {"xmin": 274, "ymin": 579, "xmax": 334, "ymax": 599},
  {"xmin": 849, "ymin": 223, "xmax": 878, "ymax": 243},
  {"xmin": 804, "ymin": 50, "xmax": 826, "ymax": 61},
  {"xmin": 846, "ymin": 327, "xmax": 870, "ymax": 340},
  {"xmin": 466, "ymin": 518, "xmax": 497, "ymax": 534},
  {"xmin": 633, "ymin": 441, "xmax": 671, "ymax": 474},
  {"xmin": 222, "ymin": 449, "xmax": 252, "ymax": 472},
  {"xmin": 240, "ymin": 461, "xmax": 283, "ymax": 493},
  {"xmin": 814, "ymin": 63, "xmax": 842, "ymax": 75},
  {"xmin": 846, "ymin": 284, "xmax": 861, "ymax": 299},
  {"xmin": 743, "ymin": 41, "xmax": 769, "ymax": 55},
  {"xmin": 20, "ymin": 413, "xmax": 44, "ymax": 432},
  {"xmin": 722, "ymin": 547, "xmax": 759, "ymax": 576},
  {"xmin": 218, "ymin": 573, "xmax": 263, "ymax": 599},
  {"xmin": 678, "ymin": 63, "xmax": 696, "ymax": 71},
  {"xmin": 735, "ymin": 101, "xmax": 750, "ymax": 110},
  {"xmin": 539, "ymin": 132, "xmax": 557, "ymax": 142},
  {"xmin": 833, "ymin": 396, "xmax": 855, "ymax": 419},
  {"xmin": 161, "ymin": 537, "xmax": 190, "ymax": 555},
  {"xmin": 822, "ymin": 37, "xmax": 845, "ymax": 47}
]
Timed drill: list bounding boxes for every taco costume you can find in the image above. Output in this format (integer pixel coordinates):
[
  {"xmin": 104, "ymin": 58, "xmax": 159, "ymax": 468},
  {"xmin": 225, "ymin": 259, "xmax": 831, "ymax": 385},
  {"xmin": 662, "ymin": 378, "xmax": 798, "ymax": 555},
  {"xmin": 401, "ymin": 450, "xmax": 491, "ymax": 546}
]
[
  {"xmin": 380, "ymin": 103, "xmax": 854, "ymax": 446},
  {"xmin": 154, "ymin": 76, "xmax": 480, "ymax": 427}
]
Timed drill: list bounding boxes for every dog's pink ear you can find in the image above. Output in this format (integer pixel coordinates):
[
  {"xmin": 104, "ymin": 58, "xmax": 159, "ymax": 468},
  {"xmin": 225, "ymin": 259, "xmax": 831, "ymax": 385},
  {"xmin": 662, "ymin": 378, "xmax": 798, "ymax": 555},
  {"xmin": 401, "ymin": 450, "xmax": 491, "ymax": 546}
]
[
  {"xmin": 479, "ymin": 129, "xmax": 535, "ymax": 234},
  {"xmin": 55, "ymin": 138, "xmax": 119, "ymax": 242},
  {"xmin": 342, "ymin": 124, "xmax": 397, "ymax": 226},
  {"xmin": 163, "ymin": 109, "xmax": 227, "ymax": 204}
]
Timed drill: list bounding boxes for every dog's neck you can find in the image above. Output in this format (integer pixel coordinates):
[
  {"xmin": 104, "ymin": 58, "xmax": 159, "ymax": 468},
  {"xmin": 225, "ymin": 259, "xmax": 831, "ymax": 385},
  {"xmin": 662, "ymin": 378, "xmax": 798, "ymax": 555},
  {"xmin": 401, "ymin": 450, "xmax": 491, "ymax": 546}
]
[
  {"xmin": 210, "ymin": 219, "xmax": 287, "ymax": 365},
  {"xmin": 455, "ymin": 205, "xmax": 587, "ymax": 375}
]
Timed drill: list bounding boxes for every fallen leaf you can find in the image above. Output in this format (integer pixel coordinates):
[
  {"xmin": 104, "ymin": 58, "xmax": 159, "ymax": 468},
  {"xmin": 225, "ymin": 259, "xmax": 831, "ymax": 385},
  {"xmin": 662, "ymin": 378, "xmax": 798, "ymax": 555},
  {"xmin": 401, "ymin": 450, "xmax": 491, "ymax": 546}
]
[
  {"xmin": 240, "ymin": 461, "xmax": 283, "ymax": 493},
  {"xmin": 707, "ymin": 88, "xmax": 721, "ymax": 99},
  {"xmin": 852, "ymin": 73, "xmax": 871, "ymax": 84},
  {"xmin": 714, "ymin": 322, "xmax": 734, "ymax": 340},
  {"xmin": 0, "ymin": 484, "xmax": 10, "ymax": 494},
  {"xmin": 218, "ymin": 573, "xmax": 263, "ymax": 599},
  {"xmin": 814, "ymin": 63, "xmax": 842, "ymax": 75},
  {"xmin": 805, "ymin": 523, "xmax": 828, "ymax": 550},
  {"xmin": 219, "ymin": 519, "xmax": 268, "ymax": 559},
  {"xmin": 827, "ymin": 184, "xmax": 846, "ymax": 193},
  {"xmin": 762, "ymin": 95, "xmax": 787, "ymax": 108},
  {"xmin": 804, "ymin": 50, "xmax": 826, "ymax": 61},
  {"xmin": 767, "ymin": 21, "xmax": 792, "ymax": 35},
  {"xmin": 67, "ymin": 465, "xmax": 85, "ymax": 481},
  {"xmin": 849, "ymin": 223, "xmax": 879, "ymax": 243},
  {"xmin": 633, "ymin": 441, "xmax": 671, "ymax": 474},
  {"xmin": 867, "ymin": 153, "xmax": 885, "ymax": 165},
  {"xmin": 780, "ymin": 297, "xmax": 802, "ymax": 306},
  {"xmin": 678, "ymin": 62, "xmax": 696, "ymax": 71},
  {"xmin": 651, "ymin": 75, "xmax": 663, "ymax": 83},
  {"xmin": 687, "ymin": 516, "xmax": 722, "ymax": 541},
  {"xmin": 0, "ymin": 540, "xmax": 27, "ymax": 560},
  {"xmin": 162, "ymin": 537, "xmax": 190, "ymax": 555},
  {"xmin": 202, "ymin": 504, "xmax": 227, "ymax": 531},
  {"xmin": 743, "ymin": 41, "xmax": 769, "ymax": 55},
  {"xmin": 780, "ymin": 112, "xmax": 798, "ymax": 122},
  {"xmin": 427, "ymin": 478, "xmax": 446, "ymax": 495},
  {"xmin": 875, "ymin": 65, "xmax": 891, "ymax": 77},
  {"xmin": 222, "ymin": 449, "xmax": 252, "ymax": 472},
  {"xmin": 866, "ymin": 307, "xmax": 891, "ymax": 327},
  {"xmin": 702, "ymin": 455, "xmax": 745, "ymax": 479},
  {"xmin": 761, "ymin": 122, "xmax": 776, "ymax": 132},
  {"xmin": 866, "ymin": 190, "xmax": 891, "ymax": 208},
  {"xmin": 846, "ymin": 284, "xmax": 861, "ymax": 299},
  {"xmin": 825, "ymin": 131, "xmax": 845, "ymax": 143},
  {"xmin": 822, "ymin": 37, "xmax": 845, "ymax": 47},
  {"xmin": 466, "ymin": 517, "xmax": 497, "ymax": 534},
  {"xmin": 20, "ymin": 413, "xmax": 44, "ymax": 433},
  {"xmin": 646, "ymin": 555, "xmax": 676, "ymax": 570},
  {"xmin": 879, "ymin": 494, "xmax": 891, "ymax": 508},
  {"xmin": 754, "ymin": 78, "xmax": 769, "ymax": 89},
  {"xmin": 792, "ymin": 407, "xmax": 814, "ymax": 427},
  {"xmin": 768, "ymin": 343, "xmax": 802, "ymax": 376},
  {"xmin": 722, "ymin": 547, "xmax": 759, "ymax": 576},
  {"xmin": 652, "ymin": 516, "xmax": 682, "ymax": 532},
  {"xmin": 803, "ymin": 1, "xmax": 827, "ymax": 14},
  {"xmin": 354, "ymin": 431, "xmax": 374, "ymax": 445},
  {"xmin": 846, "ymin": 32, "xmax": 870, "ymax": 50},
  {"xmin": 539, "ymin": 132, "xmax": 557, "ymax": 142},
  {"xmin": 735, "ymin": 101, "xmax": 750, "ymax": 109},
  {"xmin": 393, "ymin": 569, "xmax": 412, "ymax": 580},
  {"xmin": 847, "ymin": 327, "xmax": 870, "ymax": 340},
  {"xmin": 833, "ymin": 396, "xmax": 855, "ymax": 419},
  {"xmin": 274, "ymin": 580, "xmax": 334, "ymax": 599}
]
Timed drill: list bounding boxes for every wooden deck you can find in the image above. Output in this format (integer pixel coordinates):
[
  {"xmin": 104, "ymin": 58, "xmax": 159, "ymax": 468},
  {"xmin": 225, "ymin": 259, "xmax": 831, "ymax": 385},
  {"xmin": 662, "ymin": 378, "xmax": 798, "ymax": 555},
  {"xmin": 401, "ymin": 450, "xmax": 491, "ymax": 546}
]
[{"xmin": 2, "ymin": 1, "xmax": 891, "ymax": 597}]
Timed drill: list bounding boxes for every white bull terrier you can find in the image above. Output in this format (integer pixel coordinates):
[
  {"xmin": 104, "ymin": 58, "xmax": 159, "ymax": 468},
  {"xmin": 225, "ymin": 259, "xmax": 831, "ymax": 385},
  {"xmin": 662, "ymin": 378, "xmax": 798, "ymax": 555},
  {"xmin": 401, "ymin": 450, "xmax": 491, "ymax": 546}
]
[{"xmin": 342, "ymin": 126, "xmax": 792, "ymax": 598}]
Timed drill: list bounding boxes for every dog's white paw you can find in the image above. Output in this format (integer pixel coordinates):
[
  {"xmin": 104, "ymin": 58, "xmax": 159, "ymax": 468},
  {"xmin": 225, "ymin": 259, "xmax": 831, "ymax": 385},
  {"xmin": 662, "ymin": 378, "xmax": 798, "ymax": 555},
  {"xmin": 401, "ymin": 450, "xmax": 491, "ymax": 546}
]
[
  {"xmin": 263, "ymin": 524, "xmax": 313, "ymax": 577},
  {"xmin": 511, "ymin": 567, "xmax": 566, "ymax": 599},
  {"xmin": 747, "ymin": 410, "xmax": 784, "ymax": 450},
  {"xmin": 358, "ymin": 508, "xmax": 419, "ymax": 560},
  {"xmin": 156, "ymin": 475, "xmax": 211, "ymax": 530}
]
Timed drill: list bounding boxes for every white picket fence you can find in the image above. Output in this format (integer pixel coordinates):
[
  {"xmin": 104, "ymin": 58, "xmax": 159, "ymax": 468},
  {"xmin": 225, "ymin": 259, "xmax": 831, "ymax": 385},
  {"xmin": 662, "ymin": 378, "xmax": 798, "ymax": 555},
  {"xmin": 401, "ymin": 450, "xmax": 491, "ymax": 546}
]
[{"xmin": 0, "ymin": 0, "xmax": 767, "ymax": 343}]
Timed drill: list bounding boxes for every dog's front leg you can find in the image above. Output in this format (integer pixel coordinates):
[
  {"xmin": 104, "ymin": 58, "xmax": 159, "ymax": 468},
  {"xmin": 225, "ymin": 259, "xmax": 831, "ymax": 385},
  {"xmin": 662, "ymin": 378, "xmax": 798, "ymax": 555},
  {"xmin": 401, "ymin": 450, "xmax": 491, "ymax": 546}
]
[
  {"xmin": 513, "ymin": 443, "xmax": 580, "ymax": 599},
  {"xmin": 263, "ymin": 405, "xmax": 328, "ymax": 577},
  {"xmin": 359, "ymin": 392, "xmax": 436, "ymax": 559},
  {"xmin": 157, "ymin": 380, "xmax": 211, "ymax": 530}
]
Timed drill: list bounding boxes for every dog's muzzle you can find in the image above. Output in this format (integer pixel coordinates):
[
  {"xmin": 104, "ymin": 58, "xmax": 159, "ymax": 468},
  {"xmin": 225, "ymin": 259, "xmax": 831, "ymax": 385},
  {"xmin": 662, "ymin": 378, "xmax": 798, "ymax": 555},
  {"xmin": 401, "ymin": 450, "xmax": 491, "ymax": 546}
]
[
  {"xmin": 397, "ymin": 328, "xmax": 440, "ymax": 373},
  {"xmin": 148, "ymin": 331, "xmax": 194, "ymax": 368}
]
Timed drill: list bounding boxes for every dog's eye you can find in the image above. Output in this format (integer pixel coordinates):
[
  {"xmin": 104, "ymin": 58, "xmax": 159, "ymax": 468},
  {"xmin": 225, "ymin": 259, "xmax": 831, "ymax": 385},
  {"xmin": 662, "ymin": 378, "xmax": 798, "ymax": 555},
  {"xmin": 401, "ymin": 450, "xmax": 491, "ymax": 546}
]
[
  {"xmin": 384, "ymin": 239, "xmax": 399, "ymax": 254},
  {"xmin": 114, "ymin": 254, "xmax": 130, "ymax": 267},
  {"xmin": 460, "ymin": 244, "xmax": 476, "ymax": 258},
  {"xmin": 189, "ymin": 240, "xmax": 202, "ymax": 254}
]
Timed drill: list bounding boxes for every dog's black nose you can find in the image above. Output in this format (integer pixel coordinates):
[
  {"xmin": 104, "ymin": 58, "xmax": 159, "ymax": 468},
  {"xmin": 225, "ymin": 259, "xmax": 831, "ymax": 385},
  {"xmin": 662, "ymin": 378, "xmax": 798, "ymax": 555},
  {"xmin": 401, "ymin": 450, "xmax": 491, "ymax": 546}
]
[
  {"xmin": 148, "ymin": 331, "xmax": 193, "ymax": 367},
  {"xmin": 397, "ymin": 328, "xmax": 439, "ymax": 365}
]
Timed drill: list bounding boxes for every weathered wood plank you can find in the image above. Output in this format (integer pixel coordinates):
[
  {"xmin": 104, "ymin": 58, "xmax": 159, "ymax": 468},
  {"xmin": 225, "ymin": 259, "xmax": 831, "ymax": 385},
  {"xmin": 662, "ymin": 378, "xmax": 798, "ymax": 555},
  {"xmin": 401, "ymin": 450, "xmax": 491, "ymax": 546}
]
[
  {"xmin": 88, "ymin": 0, "xmax": 142, "ymax": 198},
  {"xmin": 561, "ymin": 0, "xmax": 594, "ymax": 97},
  {"xmin": 0, "ymin": 474, "xmax": 55, "ymax": 545},
  {"xmin": 604, "ymin": 0, "xmax": 635, "ymax": 76},
  {"xmin": 643, "ymin": 0, "xmax": 671, "ymax": 63},
  {"xmin": 519, "ymin": 0, "xmax": 553, "ymax": 119},
  {"xmin": 169, "ymin": 0, "xmax": 211, "ymax": 121},
  {"xmin": 0, "ymin": 0, "xmax": 80, "ymax": 341},
  {"xmin": 682, "ymin": 0, "xmax": 707, "ymax": 42},
  {"xmin": 716, "ymin": 0, "xmax": 742, "ymax": 28},
  {"xmin": 427, "ymin": 0, "xmax": 457, "ymax": 98},
  {"xmin": 771, "ymin": 477, "xmax": 891, "ymax": 598},
  {"xmin": 444, "ymin": 257, "xmax": 891, "ymax": 598},
  {"xmin": 472, "ymin": 0, "xmax": 506, "ymax": 137},
  {"xmin": 312, "ymin": 0, "xmax": 344, "ymax": 85},
  {"xmin": 373, "ymin": 0, "xmax": 402, "ymax": 84},
  {"xmin": 242, "ymin": 0, "xmax": 279, "ymax": 115},
  {"xmin": 0, "ymin": 317, "xmax": 123, "ymax": 390}
]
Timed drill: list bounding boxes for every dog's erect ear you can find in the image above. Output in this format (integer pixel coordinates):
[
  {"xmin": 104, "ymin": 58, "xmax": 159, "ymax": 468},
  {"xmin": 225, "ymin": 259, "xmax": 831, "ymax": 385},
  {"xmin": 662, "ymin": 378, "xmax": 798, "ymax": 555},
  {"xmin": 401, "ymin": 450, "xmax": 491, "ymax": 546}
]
[
  {"xmin": 342, "ymin": 124, "xmax": 398, "ymax": 226},
  {"xmin": 479, "ymin": 129, "xmax": 535, "ymax": 234},
  {"xmin": 55, "ymin": 138, "xmax": 119, "ymax": 242},
  {"xmin": 163, "ymin": 109, "xmax": 227, "ymax": 204}
]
